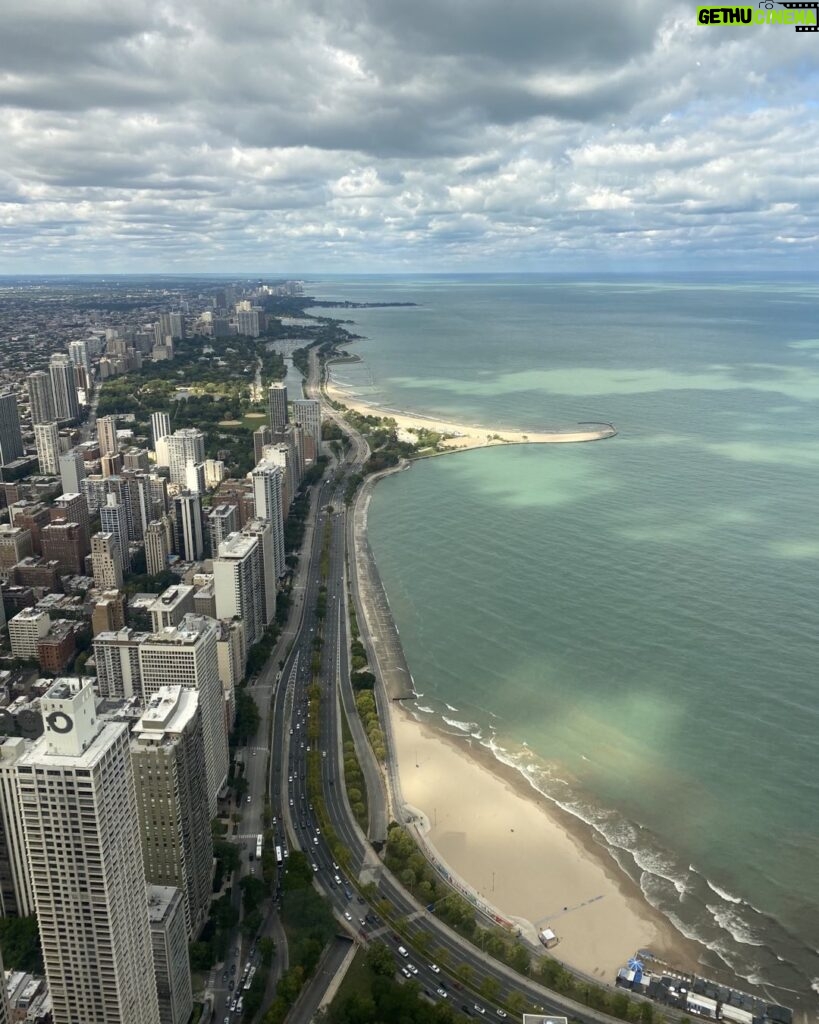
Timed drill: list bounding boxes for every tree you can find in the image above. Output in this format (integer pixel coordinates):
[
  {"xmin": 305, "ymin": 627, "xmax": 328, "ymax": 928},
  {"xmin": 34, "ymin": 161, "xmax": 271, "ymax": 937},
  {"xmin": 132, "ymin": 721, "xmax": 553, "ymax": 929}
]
[
  {"xmin": 0, "ymin": 916, "xmax": 42, "ymax": 972},
  {"xmin": 364, "ymin": 941, "xmax": 396, "ymax": 977}
]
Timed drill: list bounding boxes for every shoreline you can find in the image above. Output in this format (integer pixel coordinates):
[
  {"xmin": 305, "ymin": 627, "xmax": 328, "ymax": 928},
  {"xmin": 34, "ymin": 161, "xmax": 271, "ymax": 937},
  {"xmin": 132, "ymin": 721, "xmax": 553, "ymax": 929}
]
[
  {"xmin": 388, "ymin": 699, "xmax": 703, "ymax": 984},
  {"xmin": 324, "ymin": 372, "xmax": 616, "ymax": 451}
]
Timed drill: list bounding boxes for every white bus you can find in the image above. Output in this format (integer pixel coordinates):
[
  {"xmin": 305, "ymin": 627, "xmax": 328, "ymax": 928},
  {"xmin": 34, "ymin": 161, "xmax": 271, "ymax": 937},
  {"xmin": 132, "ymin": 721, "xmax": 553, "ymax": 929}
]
[
  {"xmin": 275, "ymin": 845, "xmax": 283, "ymax": 867},
  {"xmin": 255, "ymin": 834, "xmax": 263, "ymax": 860}
]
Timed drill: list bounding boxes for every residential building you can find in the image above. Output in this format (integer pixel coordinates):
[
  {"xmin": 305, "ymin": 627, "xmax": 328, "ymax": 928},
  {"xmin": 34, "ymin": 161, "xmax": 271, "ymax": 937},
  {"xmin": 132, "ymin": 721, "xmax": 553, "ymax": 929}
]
[
  {"xmin": 267, "ymin": 382, "xmax": 288, "ymax": 432},
  {"xmin": 236, "ymin": 308, "xmax": 261, "ymax": 337},
  {"xmin": 91, "ymin": 591, "xmax": 126, "ymax": 636},
  {"xmin": 93, "ymin": 627, "xmax": 146, "ymax": 699},
  {"xmin": 0, "ymin": 947, "xmax": 10, "ymax": 1024},
  {"xmin": 242, "ymin": 518, "xmax": 276, "ymax": 627},
  {"xmin": 17, "ymin": 679, "xmax": 161, "ymax": 1024},
  {"xmin": 203, "ymin": 458, "xmax": 225, "ymax": 489},
  {"xmin": 150, "ymin": 412, "xmax": 171, "ymax": 451},
  {"xmin": 253, "ymin": 424, "xmax": 272, "ymax": 465},
  {"xmin": 293, "ymin": 398, "xmax": 321, "ymax": 442},
  {"xmin": 213, "ymin": 532, "xmax": 264, "ymax": 646},
  {"xmin": 148, "ymin": 585, "xmax": 194, "ymax": 632},
  {"xmin": 132, "ymin": 689, "xmax": 212, "ymax": 937},
  {"xmin": 137, "ymin": 616, "xmax": 228, "ymax": 813},
  {"xmin": 167, "ymin": 429, "xmax": 205, "ymax": 487},
  {"xmin": 145, "ymin": 517, "xmax": 172, "ymax": 576},
  {"xmin": 59, "ymin": 450, "xmax": 86, "ymax": 495},
  {"xmin": 251, "ymin": 461, "xmax": 286, "ymax": 579},
  {"xmin": 27, "ymin": 371, "xmax": 55, "ymax": 425},
  {"xmin": 33, "ymin": 422, "xmax": 60, "ymax": 475},
  {"xmin": 40, "ymin": 522, "xmax": 86, "ymax": 577},
  {"xmin": 0, "ymin": 737, "xmax": 34, "ymax": 918},
  {"xmin": 0, "ymin": 393, "xmax": 24, "ymax": 467},
  {"xmin": 171, "ymin": 492, "xmax": 203, "ymax": 562},
  {"xmin": 37, "ymin": 620, "xmax": 79, "ymax": 674},
  {"xmin": 184, "ymin": 461, "xmax": 205, "ymax": 495},
  {"xmin": 207, "ymin": 503, "xmax": 237, "ymax": 557},
  {"xmin": 0, "ymin": 525, "xmax": 33, "ymax": 581},
  {"xmin": 49, "ymin": 354, "xmax": 80, "ymax": 422},
  {"xmin": 147, "ymin": 886, "xmax": 192, "ymax": 1024},
  {"xmin": 68, "ymin": 339, "xmax": 91, "ymax": 376},
  {"xmin": 51, "ymin": 492, "xmax": 91, "ymax": 550},
  {"xmin": 100, "ymin": 494, "xmax": 129, "ymax": 572},
  {"xmin": 97, "ymin": 415, "xmax": 119, "ymax": 456},
  {"xmin": 101, "ymin": 452, "xmax": 124, "ymax": 478},
  {"xmin": 8, "ymin": 608, "xmax": 50, "ymax": 660},
  {"xmin": 91, "ymin": 532, "xmax": 124, "ymax": 590}
]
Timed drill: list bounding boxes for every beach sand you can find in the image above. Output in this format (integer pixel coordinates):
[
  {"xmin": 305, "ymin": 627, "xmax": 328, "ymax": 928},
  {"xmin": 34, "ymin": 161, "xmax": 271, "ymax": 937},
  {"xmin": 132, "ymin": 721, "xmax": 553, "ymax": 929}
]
[
  {"xmin": 324, "ymin": 377, "xmax": 615, "ymax": 450},
  {"xmin": 389, "ymin": 705, "xmax": 699, "ymax": 984}
]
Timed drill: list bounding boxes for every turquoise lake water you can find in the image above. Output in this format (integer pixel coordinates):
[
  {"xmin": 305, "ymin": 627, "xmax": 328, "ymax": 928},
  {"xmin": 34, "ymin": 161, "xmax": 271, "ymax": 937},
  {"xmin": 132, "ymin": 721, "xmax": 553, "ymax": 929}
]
[{"xmin": 308, "ymin": 276, "xmax": 819, "ymax": 1008}]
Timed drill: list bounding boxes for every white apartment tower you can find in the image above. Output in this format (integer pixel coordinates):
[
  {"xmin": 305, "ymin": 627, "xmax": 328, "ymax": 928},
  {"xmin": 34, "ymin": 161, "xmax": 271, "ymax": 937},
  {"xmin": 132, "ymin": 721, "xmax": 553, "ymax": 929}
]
[
  {"xmin": 27, "ymin": 371, "xmax": 56, "ymax": 425},
  {"xmin": 0, "ymin": 393, "xmax": 24, "ymax": 467},
  {"xmin": 293, "ymin": 398, "xmax": 321, "ymax": 442},
  {"xmin": 33, "ymin": 421, "xmax": 60, "ymax": 475},
  {"xmin": 59, "ymin": 449, "xmax": 86, "ymax": 494},
  {"xmin": 167, "ymin": 429, "xmax": 205, "ymax": 486},
  {"xmin": 208, "ymin": 503, "xmax": 238, "ymax": 557},
  {"xmin": 68, "ymin": 339, "xmax": 91, "ymax": 376},
  {"xmin": 93, "ymin": 627, "xmax": 147, "ymax": 699},
  {"xmin": 267, "ymin": 382, "xmax": 288, "ymax": 432},
  {"xmin": 150, "ymin": 412, "xmax": 171, "ymax": 451},
  {"xmin": 0, "ymin": 737, "xmax": 35, "ymax": 918},
  {"xmin": 17, "ymin": 678, "xmax": 161, "ymax": 1024},
  {"xmin": 242, "ymin": 518, "xmax": 276, "ymax": 627},
  {"xmin": 213, "ymin": 532, "xmax": 264, "ymax": 646},
  {"xmin": 132, "ymin": 688, "xmax": 213, "ymax": 938},
  {"xmin": 251, "ymin": 461, "xmax": 286, "ymax": 579},
  {"xmin": 137, "ymin": 616, "xmax": 228, "ymax": 814},
  {"xmin": 8, "ymin": 608, "xmax": 50, "ymax": 660}
]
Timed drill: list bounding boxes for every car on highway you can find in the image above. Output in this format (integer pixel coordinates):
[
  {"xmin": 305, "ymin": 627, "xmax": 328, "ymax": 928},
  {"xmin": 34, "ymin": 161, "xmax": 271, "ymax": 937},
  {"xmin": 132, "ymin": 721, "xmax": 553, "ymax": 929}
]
[
  {"xmin": 407, "ymin": 964, "xmax": 418, "ymax": 975},
  {"xmin": 436, "ymin": 988, "xmax": 448, "ymax": 999},
  {"xmin": 429, "ymin": 963, "xmax": 440, "ymax": 973},
  {"xmin": 496, "ymin": 1011, "xmax": 507, "ymax": 1019},
  {"xmin": 401, "ymin": 967, "xmax": 412, "ymax": 979},
  {"xmin": 397, "ymin": 946, "xmax": 409, "ymax": 958},
  {"xmin": 312, "ymin": 862, "xmax": 319, "ymax": 872},
  {"xmin": 473, "ymin": 1005, "xmax": 486, "ymax": 1015},
  {"xmin": 246, "ymin": 795, "xmax": 251, "ymax": 803},
  {"xmin": 344, "ymin": 911, "xmax": 352, "ymax": 921}
]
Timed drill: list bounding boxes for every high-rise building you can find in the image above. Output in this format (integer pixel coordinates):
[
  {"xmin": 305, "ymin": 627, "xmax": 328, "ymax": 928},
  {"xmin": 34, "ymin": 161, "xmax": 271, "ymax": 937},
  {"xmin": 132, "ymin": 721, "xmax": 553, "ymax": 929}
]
[
  {"xmin": 52, "ymin": 491, "xmax": 91, "ymax": 550},
  {"xmin": 49, "ymin": 354, "xmax": 80, "ymax": 423},
  {"xmin": 93, "ymin": 627, "xmax": 146, "ymax": 699},
  {"xmin": 167, "ymin": 429, "xmax": 205, "ymax": 486},
  {"xmin": 147, "ymin": 886, "xmax": 193, "ymax": 1024},
  {"xmin": 171, "ymin": 493, "xmax": 203, "ymax": 562},
  {"xmin": 91, "ymin": 532, "xmax": 124, "ymax": 590},
  {"xmin": 184, "ymin": 461, "xmax": 205, "ymax": 495},
  {"xmin": 0, "ymin": 524, "xmax": 33, "ymax": 581},
  {"xmin": 251, "ymin": 461, "xmax": 286, "ymax": 579},
  {"xmin": 0, "ymin": 946, "xmax": 11, "ymax": 1024},
  {"xmin": 33, "ymin": 421, "xmax": 60, "ymax": 475},
  {"xmin": 236, "ymin": 308, "xmax": 261, "ymax": 337},
  {"xmin": 40, "ymin": 521, "xmax": 86, "ymax": 576},
  {"xmin": 132, "ymin": 688, "xmax": 213, "ymax": 937},
  {"xmin": 264, "ymin": 440, "xmax": 296, "ymax": 511},
  {"xmin": 68, "ymin": 339, "xmax": 91, "ymax": 376},
  {"xmin": 101, "ymin": 452, "xmax": 123, "ymax": 478},
  {"xmin": 8, "ymin": 608, "xmax": 51, "ymax": 659},
  {"xmin": 253, "ymin": 424, "xmax": 273, "ymax": 465},
  {"xmin": 137, "ymin": 616, "xmax": 228, "ymax": 812},
  {"xmin": 0, "ymin": 737, "xmax": 35, "ymax": 919},
  {"xmin": 97, "ymin": 415, "xmax": 119, "ymax": 456},
  {"xmin": 17, "ymin": 679, "xmax": 161, "ymax": 1024},
  {"xmin": 268, "ymin": 382, "xmax": 288, "ymax": 432},
  {"xmin": 203, "ymin": 458, "xmax": 225, "ymax": 489},
  {"xmin": 242, "ymin": 519, "xmax": 276, "ymax": 626},
  {"xmin": 293, "ymin": 398, "xmax": 321, "ymax": 442},
  {"xmin": 213, "ymin": 532, "xmax": 264, "ymax": 646},
  {"xmin": 158, "ymin": 313, "xmax": 184, "ymax": 342},
  {"xmin": 91, "ymin": 591, "xmax": 126, "ymax": 636},
  {"xmin": 0, "ymin": 393, "xmax": 24, "ymax": 467},
  {"xmin": 208, "ymin": 503, "xmax": 237, "ymax": 557},
  {"xmin": 148, "ymin": 585, "xmax": 195, "ymax": 633},
  {"xmin": 145, "ymin": 517, "xmax": 172, "ymax": 576},
  {"xmin": 151, "ymin": 412, "xmax": 171, "ymax": 452},
  {"xmin": 59, "ymin": 449, "xmax": 86, "ymax": 494},
  {"xmin": 27, "ymin": 371, "xmax": 55, "ymax": 425},
  {"xmin": 100, "ymin": 493, "xmax": 129, "ymax": 572}
]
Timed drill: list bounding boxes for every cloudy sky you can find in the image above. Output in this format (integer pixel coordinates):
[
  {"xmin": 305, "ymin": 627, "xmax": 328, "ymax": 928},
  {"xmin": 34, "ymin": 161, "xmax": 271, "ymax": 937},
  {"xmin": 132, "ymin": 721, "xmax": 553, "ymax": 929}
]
[{"xmin": 2, "ymin": 0, "xmax": 818, "ymax": 273}]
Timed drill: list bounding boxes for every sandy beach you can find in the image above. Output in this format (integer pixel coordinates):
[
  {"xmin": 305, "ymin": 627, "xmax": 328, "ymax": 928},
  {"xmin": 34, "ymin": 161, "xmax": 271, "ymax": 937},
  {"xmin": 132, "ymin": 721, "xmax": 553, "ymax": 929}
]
[
  {"xmin": 389, "ymin": 705, "xmax": 699, "ymax": 984},
  {"xmin": 324, "ymin": 375, "xmax": 615, "ymax": 451}
]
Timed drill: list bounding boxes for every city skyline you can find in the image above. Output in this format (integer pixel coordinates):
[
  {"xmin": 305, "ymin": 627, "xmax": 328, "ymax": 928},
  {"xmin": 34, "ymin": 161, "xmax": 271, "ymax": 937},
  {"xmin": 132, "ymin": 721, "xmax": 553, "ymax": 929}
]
[{"xmin": 1, "ymin": 1, "xmax": 817, "ymax": 273}]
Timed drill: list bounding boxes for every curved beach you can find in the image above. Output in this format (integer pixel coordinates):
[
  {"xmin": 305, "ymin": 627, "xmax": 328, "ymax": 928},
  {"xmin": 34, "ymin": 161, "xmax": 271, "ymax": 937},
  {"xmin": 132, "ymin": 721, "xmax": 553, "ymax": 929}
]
[{"xmin": 349, "ymin": 459, "xmax": 701, "ymax": 986}]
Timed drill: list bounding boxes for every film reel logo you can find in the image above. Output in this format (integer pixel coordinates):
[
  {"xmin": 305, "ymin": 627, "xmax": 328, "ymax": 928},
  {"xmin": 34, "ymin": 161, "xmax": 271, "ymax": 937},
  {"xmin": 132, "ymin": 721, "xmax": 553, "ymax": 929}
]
[{"xmin": 768, "ymin": 2, "xmax": 819, "ymax": 31}]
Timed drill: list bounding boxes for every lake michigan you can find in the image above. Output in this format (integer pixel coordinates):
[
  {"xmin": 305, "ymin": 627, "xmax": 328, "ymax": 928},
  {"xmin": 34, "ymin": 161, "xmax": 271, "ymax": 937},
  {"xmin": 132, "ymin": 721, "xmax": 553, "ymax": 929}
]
[{"xmin": 308, "ymin": 274, "xmax": 819, "ymax": 1008}]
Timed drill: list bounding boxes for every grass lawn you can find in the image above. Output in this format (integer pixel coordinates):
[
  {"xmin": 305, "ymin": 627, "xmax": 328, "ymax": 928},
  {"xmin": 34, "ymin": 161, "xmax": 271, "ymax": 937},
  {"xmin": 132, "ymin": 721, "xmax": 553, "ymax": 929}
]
[{"xmin": 328, "ymin": 947, "xmax": 372, "ymax": 1008}]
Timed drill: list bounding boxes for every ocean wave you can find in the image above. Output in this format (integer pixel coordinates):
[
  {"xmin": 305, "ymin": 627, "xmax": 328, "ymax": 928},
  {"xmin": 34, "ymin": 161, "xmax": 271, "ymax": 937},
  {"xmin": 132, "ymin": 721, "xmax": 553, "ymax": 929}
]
[
  {"xmin": 444, "ymin": 703, "xmax": 459, "ymax": 712},
  {"xmin": 706, "ymin": 905, "xmax": 766, "ymax": 948},
  {"xmin": 706, "ymin": 879, "xmax": 744, "ymax": 904},
  {"xmin": 442, "ymin": 716, "xmax": 477, "ymax": 733},
  {"xmin": 415, "ymin": 705, "xmax": 435, "ymax": 714}
]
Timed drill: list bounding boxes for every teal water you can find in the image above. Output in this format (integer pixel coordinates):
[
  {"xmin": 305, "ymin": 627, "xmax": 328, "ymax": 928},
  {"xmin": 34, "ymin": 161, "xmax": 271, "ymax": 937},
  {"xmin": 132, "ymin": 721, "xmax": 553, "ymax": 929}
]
[{"xmin": 308, "ymin": 276, "xmax": 819, "ymax": 1007}]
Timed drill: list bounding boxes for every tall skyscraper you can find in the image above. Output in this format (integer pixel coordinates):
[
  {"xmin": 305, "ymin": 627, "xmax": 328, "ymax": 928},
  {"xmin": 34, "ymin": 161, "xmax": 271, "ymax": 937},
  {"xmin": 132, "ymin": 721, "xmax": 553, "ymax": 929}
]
[
  {"xmin": 207, "ymin": 503, "xmax": 238, "ymax": 557},
  {"xmin": 59, "ymin": 449, "xmax": 86, "ymax": 494},
  {"xmin": 17, "ymin": 679, "xmax": 161, "ymax": 1024},
  {"xmin": 132, "ymin": 687, "xmax": 213, "ymax": 937},
  {"xmin": 251, "ymin": 461, "xmax": 286, "ymax": 579},
  {"xmin": 172, "ymin": 492, "xmax": 203, "ymax": 562},
  {"xmin": 52, "ymin": 491, "xmax": 91, "ymax": 551},
  {"xmin": 137, "ymin": 617, "xmax": 228, "ymax": 813},
  {"xmin": 0, "ymin": 392, "xmax": 24, "ymax": 467},
  {"xmin": 267, "ymin": 382, "xmax": 288, "ymax": 432},
  {"xmin": 68, "ymin": 339, "xmax": 91, "ymax": 376},
  {"xmin": 100, "ymin": 493, "xmax": 129, "ymax": 572},
  {"xmin": 33, "ymin": 421, "xmax": 60, "ymax": 475},
  {"xmin": 93, "ymin": 627, "xmax": 146, "ymax": 699},
  {"xmin": 184, "ymin": 461, "xmax": 205, "ymax": 495},
  {"xmin": 150, "ymin": 412, "xmax": 171, "ymax": 451},
  {"xmin": 242, "ymin": 518, "xmax": 276, "ymax": 627},
  {"xmin": 27, "ymin": 370, "xmax": 56, "ymax": 425},
  {"xmin": 49, "ymin": 354, "xmax": 80, "ymax": 423},
  {"xmin": 253, "ymin": 424, "xmax": 273, "ymax": 464},
  {"xmin": 91, "ymin": 532, "xmax": 124, "ymax": 590},
  {"xmin": 145, "ymin": 517, "xmax": 171, "ymax": 576},
  {"xmin": 293, "ymin": 398, "xmax": 321, "ymax": 442},
  {"xmin": 147, "ymin": 886, "xmax": 192, "ymax": 1024},
  {"xmin": 97, "ymin": 415, "xmax": 119, "ymax": 456},
  {"xmin": 213, "ymin": 532, "xmax": 264, "ymax": 646},
  {"xmin": 0, "ymin": 737, "xmax": 35, "ymax": 919},
  {"xmin": 0, "ymin": 946, "xmax": 11, "ymax": 1024},
  {"xmin": 167, "ymin": 429, "xmax": 205, "ymax": 486}
]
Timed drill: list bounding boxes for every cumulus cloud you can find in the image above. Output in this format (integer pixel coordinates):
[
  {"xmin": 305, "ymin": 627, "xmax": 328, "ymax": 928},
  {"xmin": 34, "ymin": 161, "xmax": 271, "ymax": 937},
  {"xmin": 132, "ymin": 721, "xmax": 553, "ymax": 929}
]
[{"xmin": 0, "ymin": 0, "xmax": 817, "ymax": 271}]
